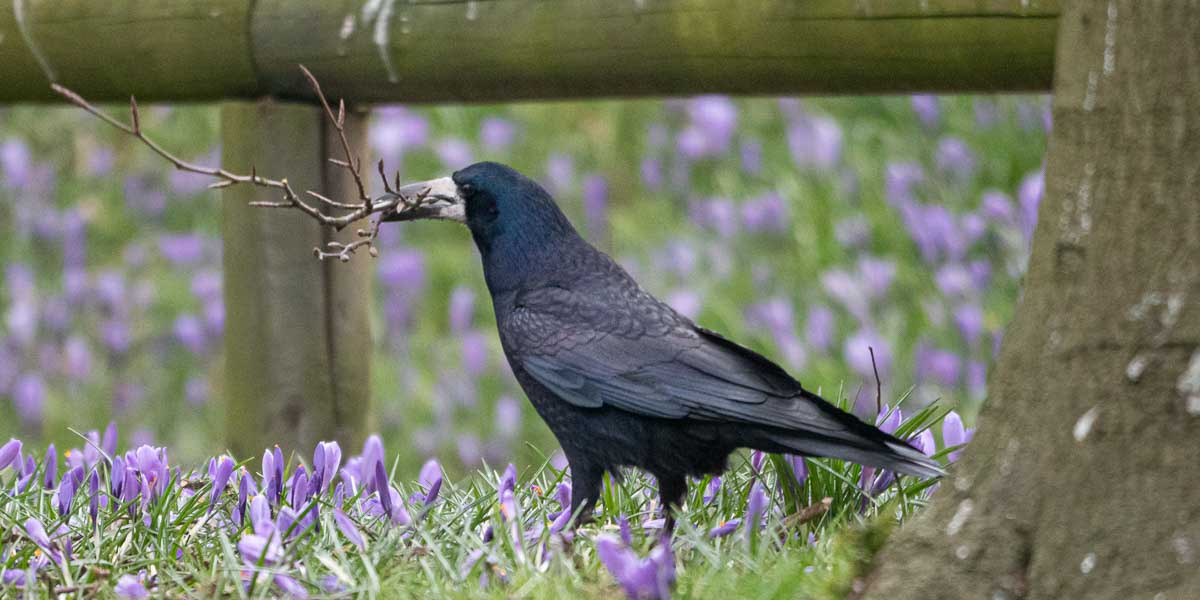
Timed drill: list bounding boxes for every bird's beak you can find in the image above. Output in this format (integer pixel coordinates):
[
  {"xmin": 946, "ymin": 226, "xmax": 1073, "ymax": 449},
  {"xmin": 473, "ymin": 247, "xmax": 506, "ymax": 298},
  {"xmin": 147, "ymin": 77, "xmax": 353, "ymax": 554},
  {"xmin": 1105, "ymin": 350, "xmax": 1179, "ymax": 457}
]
[{"xmin": 382, "ymin": 176, "xmax": 466, "ymax": 223}]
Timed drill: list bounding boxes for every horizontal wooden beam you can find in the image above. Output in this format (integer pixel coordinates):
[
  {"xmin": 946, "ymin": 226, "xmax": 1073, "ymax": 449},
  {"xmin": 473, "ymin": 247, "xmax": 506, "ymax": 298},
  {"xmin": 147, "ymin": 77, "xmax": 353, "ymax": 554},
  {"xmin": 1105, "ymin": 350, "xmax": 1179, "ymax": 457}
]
[{"xmin": 0, "ymin": 0, "xmax": 1058, "ymax": 104}]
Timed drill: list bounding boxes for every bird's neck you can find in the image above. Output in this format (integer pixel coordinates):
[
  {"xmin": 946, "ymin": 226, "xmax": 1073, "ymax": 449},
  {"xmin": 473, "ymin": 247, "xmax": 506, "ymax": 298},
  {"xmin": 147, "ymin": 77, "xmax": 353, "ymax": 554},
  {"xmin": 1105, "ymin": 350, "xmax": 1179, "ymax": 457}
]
[{"xmin": 474, "ymin": 212, "xmax": 589, "ymax": 296}]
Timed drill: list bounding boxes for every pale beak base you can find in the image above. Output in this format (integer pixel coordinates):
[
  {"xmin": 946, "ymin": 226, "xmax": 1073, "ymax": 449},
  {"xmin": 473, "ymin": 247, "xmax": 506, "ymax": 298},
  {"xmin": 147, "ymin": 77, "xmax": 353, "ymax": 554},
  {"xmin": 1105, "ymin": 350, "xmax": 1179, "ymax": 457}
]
[{"xmin": 382, "ymin": 176, "xmax": 466, "ymax": 223}]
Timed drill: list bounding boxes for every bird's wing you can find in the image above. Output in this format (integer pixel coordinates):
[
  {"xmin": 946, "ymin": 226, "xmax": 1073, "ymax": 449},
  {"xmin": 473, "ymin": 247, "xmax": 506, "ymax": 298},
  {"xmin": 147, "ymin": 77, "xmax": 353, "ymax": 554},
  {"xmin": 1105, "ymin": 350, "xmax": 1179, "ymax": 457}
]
[{"xmin": 505, "ymin": 285, "xmax": 847, "ymax": 434}]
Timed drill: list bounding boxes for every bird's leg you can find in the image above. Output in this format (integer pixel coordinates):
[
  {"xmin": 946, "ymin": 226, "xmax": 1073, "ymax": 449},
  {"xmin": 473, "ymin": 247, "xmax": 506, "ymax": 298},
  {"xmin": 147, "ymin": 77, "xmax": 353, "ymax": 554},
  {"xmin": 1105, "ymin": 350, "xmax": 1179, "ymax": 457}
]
[
  {"xmin": 568, "ymin": 464, "xmax": 603, "ymax": 529},
  {"xmin": 657, "ymin": 475, "xmax": 688, "ymax": 533}
]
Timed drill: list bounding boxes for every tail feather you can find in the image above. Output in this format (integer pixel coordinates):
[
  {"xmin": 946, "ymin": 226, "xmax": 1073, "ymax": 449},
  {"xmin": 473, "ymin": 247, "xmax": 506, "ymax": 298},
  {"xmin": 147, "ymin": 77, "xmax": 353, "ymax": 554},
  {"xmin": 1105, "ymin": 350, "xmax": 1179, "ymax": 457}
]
[{"xmin": 746, "ymin": 390, "xmax": 946, "ymax": 479}]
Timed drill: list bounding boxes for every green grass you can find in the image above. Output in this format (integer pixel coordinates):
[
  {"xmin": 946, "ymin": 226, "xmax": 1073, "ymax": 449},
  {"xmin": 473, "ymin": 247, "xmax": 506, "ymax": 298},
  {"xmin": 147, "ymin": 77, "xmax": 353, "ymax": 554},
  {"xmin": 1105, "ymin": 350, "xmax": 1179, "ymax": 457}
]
[{"xmin": 0, "ymin": 394, "xmax": 955, "ymax": 599}]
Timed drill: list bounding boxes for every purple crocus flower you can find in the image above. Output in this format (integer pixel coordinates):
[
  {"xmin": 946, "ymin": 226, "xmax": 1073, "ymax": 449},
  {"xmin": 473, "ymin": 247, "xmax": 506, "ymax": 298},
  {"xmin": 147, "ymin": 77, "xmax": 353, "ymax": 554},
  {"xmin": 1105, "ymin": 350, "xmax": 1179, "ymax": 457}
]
[
  {"xmin": 0, "ymin": 438, "xmax": 21, "ymax": 471},
  {"xmin": 914, "ymin": 429, "xmax": 937, "ymax": 457},
  {"xmin": 1, "ymin": 138, "xmax": 33, "ymax": 188},
  {"xmin": 89, "ymin": 469, "xmax": 100, "ymax": 525},
  {"xmin": 787, "ymin": 455, "xmax": 808, "ymax": 486},
  {"xmin": 361, "ymin": 435, "xmax": 385, "ymax": 487},
  {"xmin": 953, "ymin": 304, "xmax": 985, "ymax": 347},
  {"xmin": 114, "ymin": 573, "xmax": 150, "ymax": 599},
  {"xmin": 274, "ymin": 574, "xmax": 309, "ymax": 598},
  {"xmin": 24, "ymin": 518, "xmax": 62, "ymax": 565},
  {"xmin": 101, "ymin": 319, "xmax": 133, "ymax": 357},
  {"xmin": 248, "ymin": 494, "xmax": 273, "ymax": 536},
  {"xmin": 1018, "ymin": 170, "xmax": 1044, "ymax": 241},
  {"xmin": 461, "ymin": 331, "xmax": 489, "ymax": 377},
  {"xmin": 884, "ymin": 162, "xmax": 925, "ymax": 207},
  {"xmin": 311, "ymin": 441, "xmax": 342, "ymax": 496},
  {"xmin": 703, "ymin": 477, "xmax": 722, "ymax": 505},
  {"xmin": 595, "ymin": 534, "xmax": 676, "ymax": 600},
  {"xmin": 370, "ymin": 106, "xmax": 429, "ymax": 158},
  {"xmin": 157, "ymin": 234, "xmax": 206, "ymax": 265},
  {"xmin": 54, "ymin": 472, "xmax": 77, "ymax": 516},
  {"xmin": 129, "ymin": 445, "xmax": 170, "ymax": 499},
  {"xmin": 820, "ymin": 269, "xmax": 870, "ymax": 322},
  {"xmin": 334, "ymin": 508, "xmax": 366, "ymax": 549},
  {"xmin": 100, "ymin": 421, "xmax": 118, "ymax": 458},
  {"xmin": 744, "ymin": 482, "xmax": 768, "ymax": 543},
  {"xmin": 494, "ymin": 395, "xmax": 522, "ymax": 437},
  {"xmin": 750, "ymin": 450, "xmax": 766, "ymax": 474},
  {"xmin": 618, "ymin": 515, "xmax": 634, "ymax": 546},
  {"xmin": 43, "ymin": 443, "xmax": 59, "ymax": 489},
  {"xmin": 910, "ymin": 95, "xmax": 940, "ymax": 128},
  {"xmin": 417, "ymin": 459, "xmax": 443, "ymax": 505},
  {"xmin": 233, "ymin": 470, "xmax": 254, "ymax": 525},
  {"xmin": 262, "ymin": 446, "xmax": 285, "ymax": 507},
  {"xmin": 61, "ymin": 335, "xmax": 93, "ymax": 381},
  {"xmin": 208, "ymin": 455, "xmax": 235, "ymax": 513},
  {"xmin": 935, "ymin": 263, "xmax": 975, "ymax": 298},
  {"xmin": 680, "ymin": 95, "xmax": 738, "ymax": 159},
  {"xmin": 741, "ymin": 193, "xmax": 789, "ymax": 233},
  {"xmin": 915, "ymin": 343, "xmax": 963, "ymax": 387},
  {"xmin": 287, "ymin": 466, "xmax": 310, "ymax": 508},
  {"xmin": 942, "ymin": 411, "xmax": 972, "ymax": 462},
  {"xmin": 434, "ymin": 138, "xmax": 473, "ymax": 170},
  {"xmin": 173, "ymin": 314, "xmax": 208, "ymax": 355},
  {"xmin": 13, "ymin": 374, "xmax": 46, "ymax": 426},
  {"xmin": 549, "ymin": 482, "xmax": 573, "ymax": 533},
  {"xmin": 582, "ymin": 174, "xmax": 609, "ymax": 241},
  {"xmin": 479, "ymin": 117, "xmax": 518, "ymax": 151},
  {"xmin": 805, "ymin": 305, "xmax": 835, "ymax": 354},
  {"xmin": 980, "ymin": 190, "xmax": 1015, "ymax": 224},
  {"xmin": 857, "ymin": 256, "xmax": 896, "ymax": 299},
  {"xmin": 544, "ymin": 153, "xmax": 575, "ymax": 196},
  {"xmin": 786, "ymin": 115, "xmax": 842, "ymax": 169},
  {"xmin": 935, "ymin": 137, "xmax": 976, "ymax": 181},
  {"xmin": 498, "ymin": 463, "xmax": 517, "ymax": 497},
  {"xmin": 238, "ymin": 531, "xmax": 283, "ymax": 565},
  {"xmin": 640, "ymin": 158, "xmax": 663, "ymax": 190},
  {"xmin": 708, "ymin": 519, "xmax": 742, "ymax": 538},
  {"xmin": 448, "ymin": 286, "xmax": 476, "ymax": 333},
  {"xmin": 1, "ymin": 568, "xmax": 28, "ymax": 586}
]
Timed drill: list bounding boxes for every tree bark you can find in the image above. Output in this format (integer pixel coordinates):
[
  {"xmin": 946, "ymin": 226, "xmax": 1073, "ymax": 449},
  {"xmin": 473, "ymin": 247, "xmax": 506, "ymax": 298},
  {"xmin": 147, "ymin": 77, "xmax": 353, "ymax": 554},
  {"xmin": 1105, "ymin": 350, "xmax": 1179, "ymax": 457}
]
[
  {"xmin": 220, "ymin": 102, "xmax": 372, "ymax": 459},
  {"xmin": 863, "ymin": 1, "xmax": 1200, "ymax": 599}
]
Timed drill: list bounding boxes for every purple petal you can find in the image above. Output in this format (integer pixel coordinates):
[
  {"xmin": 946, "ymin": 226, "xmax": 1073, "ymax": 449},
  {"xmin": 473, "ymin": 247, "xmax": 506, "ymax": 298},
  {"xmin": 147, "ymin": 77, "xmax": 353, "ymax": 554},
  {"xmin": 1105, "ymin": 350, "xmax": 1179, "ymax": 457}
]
[
  {"xmin": 114, "ymin": 574, "xmax": 149, "ymax": 599},
  {"xmin": 334, "ymin": 508, "xmax": 366, "ymax": 549}
]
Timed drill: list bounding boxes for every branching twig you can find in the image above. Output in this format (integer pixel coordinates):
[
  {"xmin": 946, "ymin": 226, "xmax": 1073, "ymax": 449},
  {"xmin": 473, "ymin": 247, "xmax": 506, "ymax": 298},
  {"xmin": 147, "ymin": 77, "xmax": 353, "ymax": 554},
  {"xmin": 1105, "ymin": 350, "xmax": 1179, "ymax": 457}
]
[{"xmin": 50, "ymin": 66, "xmax": 436, "ymax": 262}]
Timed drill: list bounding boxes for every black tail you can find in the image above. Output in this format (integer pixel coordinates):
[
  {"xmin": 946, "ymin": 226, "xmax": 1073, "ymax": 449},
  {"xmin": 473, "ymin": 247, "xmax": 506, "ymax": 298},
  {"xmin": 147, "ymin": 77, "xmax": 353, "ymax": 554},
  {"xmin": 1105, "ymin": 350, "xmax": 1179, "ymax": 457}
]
[{"xmin": 744, "ymin": 390, "xmax": 945, "ymax": 479}]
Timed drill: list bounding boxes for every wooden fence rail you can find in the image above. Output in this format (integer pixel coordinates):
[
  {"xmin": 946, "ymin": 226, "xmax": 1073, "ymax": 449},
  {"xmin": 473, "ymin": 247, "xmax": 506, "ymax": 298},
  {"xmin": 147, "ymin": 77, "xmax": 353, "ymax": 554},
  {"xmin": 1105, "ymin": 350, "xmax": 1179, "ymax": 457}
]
[{"xmin": 2, "ymin": 1, "xmax": 1058, "ymax": 105}]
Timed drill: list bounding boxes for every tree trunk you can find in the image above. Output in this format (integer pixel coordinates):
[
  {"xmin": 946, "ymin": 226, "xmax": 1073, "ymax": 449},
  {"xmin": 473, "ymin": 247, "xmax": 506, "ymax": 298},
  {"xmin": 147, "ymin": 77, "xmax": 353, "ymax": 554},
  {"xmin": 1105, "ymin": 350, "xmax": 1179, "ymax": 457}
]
[
  {"xmin": 863, "ymin": 2, "xmax": 1200, "ymax": 598},
  {"xmin": 220, "ymin": 101, "xmax": 373, "ymax": 459}
]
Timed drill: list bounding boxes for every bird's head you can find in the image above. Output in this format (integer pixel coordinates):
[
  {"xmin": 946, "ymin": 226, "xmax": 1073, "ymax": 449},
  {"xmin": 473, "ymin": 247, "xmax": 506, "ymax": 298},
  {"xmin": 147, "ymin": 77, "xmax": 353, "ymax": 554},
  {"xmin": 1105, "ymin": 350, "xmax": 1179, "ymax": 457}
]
[{"xmin": 385, "ymin": 162, "xmax": 578, "ymax": 255}]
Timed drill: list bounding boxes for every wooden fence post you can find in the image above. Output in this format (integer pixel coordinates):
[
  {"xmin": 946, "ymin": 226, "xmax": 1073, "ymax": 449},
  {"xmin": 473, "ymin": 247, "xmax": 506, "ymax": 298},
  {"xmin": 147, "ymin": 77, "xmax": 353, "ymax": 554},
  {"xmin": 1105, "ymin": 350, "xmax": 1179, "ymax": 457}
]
[{"xmin": 219, "ymin": 101, "xmax": 372, "ymax": 459}]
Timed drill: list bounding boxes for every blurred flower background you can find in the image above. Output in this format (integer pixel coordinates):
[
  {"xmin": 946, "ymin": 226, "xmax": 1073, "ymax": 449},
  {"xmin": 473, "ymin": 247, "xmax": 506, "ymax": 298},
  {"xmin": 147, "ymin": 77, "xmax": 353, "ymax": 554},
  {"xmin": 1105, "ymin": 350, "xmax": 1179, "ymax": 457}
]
[{"xmin": 0, "ymin": 94, "xmax": 1047, "ymax": 475}]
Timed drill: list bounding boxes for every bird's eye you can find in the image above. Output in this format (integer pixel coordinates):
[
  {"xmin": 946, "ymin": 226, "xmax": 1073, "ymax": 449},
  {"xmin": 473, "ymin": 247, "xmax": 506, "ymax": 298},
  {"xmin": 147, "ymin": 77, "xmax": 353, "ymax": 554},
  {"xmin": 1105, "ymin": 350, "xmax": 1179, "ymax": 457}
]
[{"xmin": 459, "ymin": 183, "xmax": 475, "ymax": 197}]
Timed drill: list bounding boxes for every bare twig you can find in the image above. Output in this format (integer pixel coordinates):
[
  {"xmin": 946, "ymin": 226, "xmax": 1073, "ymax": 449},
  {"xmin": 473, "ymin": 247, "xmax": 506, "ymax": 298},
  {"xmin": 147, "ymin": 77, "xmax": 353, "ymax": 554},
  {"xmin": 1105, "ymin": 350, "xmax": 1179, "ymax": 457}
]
[
  {"xmin": 781, "ymin": 496, "xmax": 832, "ymax": 529},
  {"xmin": 868, "ymin": 346, "xmax": 882, "ymax": 415},
  {"xmin": 50, "ymin": 66, "xmax": 436, "ymax": 261}
]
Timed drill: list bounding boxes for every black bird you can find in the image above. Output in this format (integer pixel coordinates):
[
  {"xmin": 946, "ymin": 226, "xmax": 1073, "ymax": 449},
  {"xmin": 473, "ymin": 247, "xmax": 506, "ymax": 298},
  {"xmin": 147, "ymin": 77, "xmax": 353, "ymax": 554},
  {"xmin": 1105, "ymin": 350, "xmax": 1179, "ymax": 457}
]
[{"xmin": 387, "ymin": 162, "xmax": 942, "ymax": 529}]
